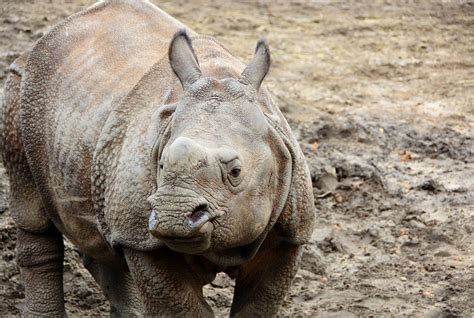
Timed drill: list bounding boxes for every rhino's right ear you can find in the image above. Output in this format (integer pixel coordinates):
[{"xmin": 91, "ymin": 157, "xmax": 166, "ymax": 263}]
[
  {"xmin": 168, "ymin": 30, "xmax": 201, "ymax": 89},
  {"xmin": 240, "ymin": 40, "xmax": 271, "ymax": 91}
]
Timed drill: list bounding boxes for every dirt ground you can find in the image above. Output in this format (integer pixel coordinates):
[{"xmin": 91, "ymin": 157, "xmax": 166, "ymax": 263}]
[{"xmin": 0, "ymin": 0, "xmax": 473, "ymax": 317}]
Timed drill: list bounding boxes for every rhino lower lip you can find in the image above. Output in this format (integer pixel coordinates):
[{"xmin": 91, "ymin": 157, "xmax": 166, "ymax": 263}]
[
  {"xmin": 161, "ymin": 235, "xmax": 206, "ymax": 243},
  {"xmin": 159, "ymin": 221, "xmax": 214, "ymax": 242},
  {"xmin": 159, "ymin": 228, "xmax": 213, "ymax": 255}
]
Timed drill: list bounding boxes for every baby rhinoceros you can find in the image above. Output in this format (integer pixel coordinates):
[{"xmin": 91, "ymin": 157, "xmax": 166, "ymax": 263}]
[{"xmin": 1, "ymin": 0, "xmax": 315, "ymax": 316}]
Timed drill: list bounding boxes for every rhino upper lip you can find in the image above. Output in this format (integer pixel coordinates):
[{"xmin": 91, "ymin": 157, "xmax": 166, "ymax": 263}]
[{"xmin": 152, "ymin": 208, "xmax": 215, "ymax": 242}]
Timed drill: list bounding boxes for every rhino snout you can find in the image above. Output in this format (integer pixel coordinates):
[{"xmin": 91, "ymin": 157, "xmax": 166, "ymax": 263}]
[
  {"xmin": 147, "ymin": 193, "xmax": 216, "ymax": 254},
  {"xmin": 148, "ymin": 203, "xmax": 213, "ymax": 238}
]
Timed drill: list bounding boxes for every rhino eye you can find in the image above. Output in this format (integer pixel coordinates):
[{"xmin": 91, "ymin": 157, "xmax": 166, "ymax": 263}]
[
  {"xmin": 230, "ymin": 167, "xmax": 241, "ymax": 178},
  {"xmin": 226, "ymin": 159, "xmax": 242, "ymax": 187},
  {"xmin": 159, "ymin": 162, "xmax": 164, "ymax": 170}
]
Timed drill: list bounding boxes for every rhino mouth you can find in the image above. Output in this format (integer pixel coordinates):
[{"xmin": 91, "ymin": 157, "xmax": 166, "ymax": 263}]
[
  {"xmin": 162, "ymin": 235, "xmax": 207, "ymax": 243},
  {"xmin": 153, "ymin": 222, "xmax": 214, "ymax": 254}
]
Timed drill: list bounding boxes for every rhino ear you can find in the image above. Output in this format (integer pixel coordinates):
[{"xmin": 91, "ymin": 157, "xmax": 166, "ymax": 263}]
[
  {"xmin": 265, "ymin": 115, "xmax": 315, "ymax": 245},
  {"xmin": 240, "ymin": 39, "xmax": 271, "ymax": 91},
  {"xmin": 169, "ymin": 30, "xmax": 201, "ymax": 89}
]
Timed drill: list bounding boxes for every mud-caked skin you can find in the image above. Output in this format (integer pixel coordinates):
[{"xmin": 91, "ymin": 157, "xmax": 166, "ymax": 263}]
[{"xmin": 1, "ymin": 0, "xmax": 315, "ymax": 316}]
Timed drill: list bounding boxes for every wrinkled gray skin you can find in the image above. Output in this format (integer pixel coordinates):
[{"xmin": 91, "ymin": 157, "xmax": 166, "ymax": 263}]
[{"xmin": 1, "ymin": 0, "xmax": 315, "ymax": 317}]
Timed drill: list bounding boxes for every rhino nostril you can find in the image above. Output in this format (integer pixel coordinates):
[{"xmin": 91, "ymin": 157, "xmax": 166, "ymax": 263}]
[
  {"xmin": 188, "ymin": 203, "xmax": 211, "ymax": 232},
  {"xmin": 190, "ymin": 203, "xmax": 208, "ymax": 219}
]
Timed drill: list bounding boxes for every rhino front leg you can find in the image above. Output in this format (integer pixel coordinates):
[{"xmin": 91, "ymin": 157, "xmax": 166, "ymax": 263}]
[
  {"xmin": 17, "ymin": 227, "xmax": 65, "ymax": 317},
  {"xmin": 230, "ymin": 242, "xmax": 303, "ymax": 317},
  {"xmin": 124, "ymin": 248, "xmax": 214, "ymax": 317},
  {"xmin": 82, "ymin": 255, "xmax": 143, "ymax": 317}
]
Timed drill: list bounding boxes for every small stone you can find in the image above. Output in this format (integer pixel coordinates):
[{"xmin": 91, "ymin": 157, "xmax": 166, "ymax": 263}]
[
  {"xmin": 417, "ymin": 179, "xmax": 444, "ymax": 193},
  {"xmin": 422, "ymin": 291, "xmax": 434, "ymax": 298},
  {"xmin": 433, "ymin": 250, "xmax": 451, "ymax": 257},
  {"xmin": 334, "ymin": 193, "xmax": 343, "ymax": 203}
]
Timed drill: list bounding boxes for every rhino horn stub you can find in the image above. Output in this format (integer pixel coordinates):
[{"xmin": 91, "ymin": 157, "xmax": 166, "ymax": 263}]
[
  {"xmin": 240, "ymin": 39, "xmax": 271, "ymax": 91},
  {"xmin": 168, "ymin": 137, "xmax": 207, "ymax": 172},
  {"xmin": 169, "ymin": 29, "xmax": 201, "ymax": 89}
]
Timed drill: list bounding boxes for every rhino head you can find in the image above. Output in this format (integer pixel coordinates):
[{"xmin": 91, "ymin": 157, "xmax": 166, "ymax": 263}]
[{"xmin": 147, "ymin": 31, "xmax": 291, "ymax": 265}]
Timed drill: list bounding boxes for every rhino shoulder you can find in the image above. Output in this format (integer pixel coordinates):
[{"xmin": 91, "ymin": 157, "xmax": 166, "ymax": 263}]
[{"xmin": 92, "ymin": 57, "xmax": 181, "ymax": 251}]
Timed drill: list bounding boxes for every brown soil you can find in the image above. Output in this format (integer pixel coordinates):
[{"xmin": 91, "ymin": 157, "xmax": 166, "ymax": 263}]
[{"xmin": 1, "ymin": 1, "xmax": 473, "ymax": 317}]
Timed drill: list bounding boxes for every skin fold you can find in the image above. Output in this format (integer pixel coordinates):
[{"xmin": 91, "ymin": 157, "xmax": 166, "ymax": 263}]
[{"xmin": 1, "ymin": 0, "xmax": 315, "ymax": 316}]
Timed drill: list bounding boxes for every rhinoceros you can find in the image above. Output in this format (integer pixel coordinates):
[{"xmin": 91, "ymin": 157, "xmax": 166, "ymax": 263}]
[{"xmin": 1, "ymin": 0, "xmax": 315, "ymax": 316}]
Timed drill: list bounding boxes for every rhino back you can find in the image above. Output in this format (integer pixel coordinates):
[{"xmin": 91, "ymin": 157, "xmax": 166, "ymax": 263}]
[{"xmin": 19, "ymin": 0, "xmax": 190, "ymax": 259}]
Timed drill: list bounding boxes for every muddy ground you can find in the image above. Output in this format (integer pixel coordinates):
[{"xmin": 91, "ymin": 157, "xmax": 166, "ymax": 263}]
[{"xmin": 0, "ymin": 0, "xmax": 473, "ymax": 317}]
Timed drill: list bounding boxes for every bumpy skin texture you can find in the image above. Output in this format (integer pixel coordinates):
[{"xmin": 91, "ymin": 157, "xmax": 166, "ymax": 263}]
[
  {"xmin": 82, "ymin": 255, "xmax": 143, "ymax": 317},
  {"xmin": 2, "ymin": 53, "xmax": 66, "ymax": 317},
  {"xmin": 1, "ymin": 0, "xmax": 315, "ymax": 316}
]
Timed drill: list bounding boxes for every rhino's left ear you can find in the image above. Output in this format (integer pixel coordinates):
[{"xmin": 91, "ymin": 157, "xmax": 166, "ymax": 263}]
[
  {"xmin": 277, "ymin": 146, "xmax": 316, "ymax": 245},
  {"xmin": 265, "ymin": 115, "xmax": 316, "ymax": 245},
  {"xmin": 240, "ymin": 40, "xmax": 271, "ymax": 91},
  {"xmin": 169, "ymin": 30, "xmax": 202, "ymax": 89}
]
